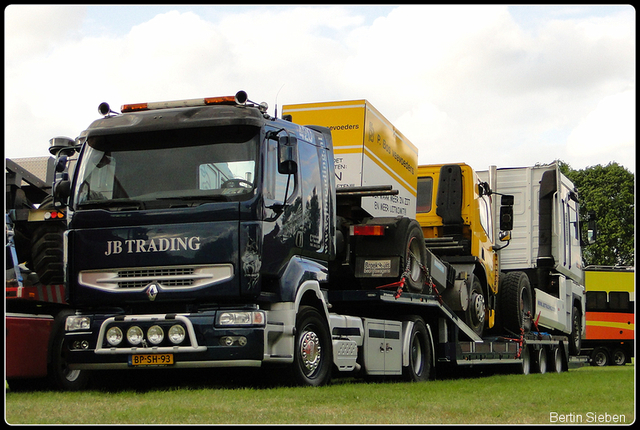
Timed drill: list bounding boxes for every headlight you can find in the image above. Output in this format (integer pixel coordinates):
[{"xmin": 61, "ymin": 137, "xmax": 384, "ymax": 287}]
[
  {"xmin": 65, "ymin": 315, "xmax": 91, "ymax": 331},
  {"xmin": 168, "ymin": 325, "xmax": 186, "ymax": 344},
  {"xmin": 106, "ymin": 326, "xmax": 123, "ymax": 346},
  {"xmin": 147, "ymin": 325, "xmax": 164, "ymax": 345},
  {"xmin": 217, "ymin": 311, "xmax": 265, "ymax": 327},
  {"xmin": 127, "ymin": 326, "xmax": 144, "ymax": 345}
]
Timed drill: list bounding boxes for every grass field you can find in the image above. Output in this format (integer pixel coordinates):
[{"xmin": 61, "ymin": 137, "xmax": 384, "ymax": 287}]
[{"xmin": 5, "ymin": 363, "xmax": 634, "ymax": 425}]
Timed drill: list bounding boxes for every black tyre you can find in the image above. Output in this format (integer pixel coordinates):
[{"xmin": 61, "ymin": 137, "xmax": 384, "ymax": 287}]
[
  {"xmin": 291, "ymin": 306, "xmax": 332, "ymax": 387},
  {"xmin": 30, "ymin": 223, "xmax": 65, "ymax": 285},
  {"xmin": 464, "ymin": 277, "xmax": 486, "ymax": 337},
  {"xmin": 568, "ymin": 305, "xmax": 582, "ymax": 356},
  {"xmin": 590, "ymin": 347, "xmax": 609, "ymax": 367},
  {"xmin": 48, "ymin": 309, "xmax": 90, "ymax": 391},
  {"xmin": 402, "ymin": 318, "xmax": 432, "ymax": 382},
  {"xmin": 398, "ymin": 220, "xmax": 427, "ymax": 293},
  {"xmin": 611, "ymin": 348, "xmax": 627, "ymax": 366},
  {"xmin": 518, "ymin": 346, "xmax": 531, "ymax": 375},
  {"xmin": 499, "ymin": 271, "xmax": 533, "ymax": 334},
  {"xmin": 29, "ymin": 196, "xmax": 65, "ymax": 285},
  {"xmin": 549, "ymin": 346, "xmax": 563, "ymax": 373},
  {"xmin": 533, "ymin": 346, "xmax": 548, "ymax": 374}
]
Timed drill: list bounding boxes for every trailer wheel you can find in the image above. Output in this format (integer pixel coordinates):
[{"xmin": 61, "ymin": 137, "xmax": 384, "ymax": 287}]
[
  {"xmin": 518, "ymin": 346, "xmax": 531, "ymax": 375},
  {"xmin": 402, "ymin": 318, "xmax": 432, "ymax": 382},
  {"xmin": 549, "ymin": 347, "xmax": 563, "ymax": 373},
  {"xmin": 291, "ymin": 306, "xmax": 332, "ymax": 387},
  {"xmin": 499, "ymin": 272, "xmax": 532, "ymax": 334},
  {"xmin": 533, "ymin": 347, "xmax": 548, "ymax": 374},
  {"xmin": 48, "ymin": 310, "xmax": 90, "ymax": 391},
  {"xmin": 611, "ymin": 348, "xmax": 627, "ymax": 366},
  {"xmin": 590, "ymin": 347, "xmax": 609, "ymax": 367}
]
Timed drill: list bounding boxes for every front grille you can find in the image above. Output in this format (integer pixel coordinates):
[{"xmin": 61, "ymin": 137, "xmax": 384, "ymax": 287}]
[
  {"xmin": 117, "ymin": 268, "xmax": 196, "ymax": 289},
  {"xmin": 79, "ymin": 264, "xmax": 234, "ymax": 292}
]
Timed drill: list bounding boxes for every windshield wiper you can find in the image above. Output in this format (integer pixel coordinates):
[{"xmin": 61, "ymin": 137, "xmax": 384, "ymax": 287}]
[
  {"xmin": 156, "ymin": 195, "xmax": 230, "ymax": 203},
  {"xmin": 78, "ymin": 198, "xmax": 146, "ymax": 211}
]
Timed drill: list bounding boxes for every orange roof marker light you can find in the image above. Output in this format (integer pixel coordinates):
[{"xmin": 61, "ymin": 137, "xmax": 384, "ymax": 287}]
[{"xmin": 120, "ymin": 91, "xmax": 250, "ymax": 113}]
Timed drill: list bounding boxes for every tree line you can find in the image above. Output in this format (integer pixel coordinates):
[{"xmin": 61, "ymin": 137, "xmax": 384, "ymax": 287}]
[{"xmin": 558, "ymin": 161, "xmax": 634, "ymax": 267}]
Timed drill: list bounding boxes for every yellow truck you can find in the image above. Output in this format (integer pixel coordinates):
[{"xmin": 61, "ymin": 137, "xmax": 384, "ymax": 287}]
[
  {"xmin": 282, "ymin": 100, "xmax": 418, "ymax": 219},
  {"xmin": 416, "ymin": 164, "xmax": 508, "ymax": 336}
]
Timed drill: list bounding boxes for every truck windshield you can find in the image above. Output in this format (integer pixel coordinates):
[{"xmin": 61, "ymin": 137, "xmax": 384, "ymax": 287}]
[{"xmin": 73, "ymin": 126, "xmax": 258, "ymax": 209}]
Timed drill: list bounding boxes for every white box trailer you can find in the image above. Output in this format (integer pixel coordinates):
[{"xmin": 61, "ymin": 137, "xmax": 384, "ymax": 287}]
[{"xmin": 282, "ymin": 100, "xmax": 418, "ymax": 219}]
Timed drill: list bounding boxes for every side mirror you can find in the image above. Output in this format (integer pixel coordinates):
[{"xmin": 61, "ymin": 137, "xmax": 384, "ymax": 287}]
[
  {"xmin": 53, "ymin": 179, "xmax": 71, "ymax": 208},
  {"xmin": 278, "ymin": 135, "xmax": 298, "ymax": 175},
  {"xmin": 583, "ymin": 210, "xmax": 597, "ymax": 245},
  {"xmin": 499, "ymin": 194, "xmax": 514, "ymax": 231}
]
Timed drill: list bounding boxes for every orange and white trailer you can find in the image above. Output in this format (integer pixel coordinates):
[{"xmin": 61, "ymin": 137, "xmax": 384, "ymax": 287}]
[{"xmin": 583, "ymin": 266, "xmax": 634, "ymax": 366}]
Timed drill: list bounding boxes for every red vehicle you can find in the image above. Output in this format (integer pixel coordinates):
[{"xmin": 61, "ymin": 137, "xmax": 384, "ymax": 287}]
[
  {"xmin": 6, "ymin": 153, "xmax": 88, "ymax": 390},
  {"xmin": 583, "ymin": 266, "xmax": 634, "ymax": 366}
]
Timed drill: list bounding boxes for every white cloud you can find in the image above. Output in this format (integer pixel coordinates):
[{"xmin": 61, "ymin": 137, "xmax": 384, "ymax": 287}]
[
  {"xmin": 4, "ymin": 5, "xmax": 87, "ymax": 64},
  {"xmin": 566, "ymin": 90, "xmax": 635, "ymax": 170},
  {"xmin": 4, "ymin": 5, "xmax": 635, "ymax": 173}
]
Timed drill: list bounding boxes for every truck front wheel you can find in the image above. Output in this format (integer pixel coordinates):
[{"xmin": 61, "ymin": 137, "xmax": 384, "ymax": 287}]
[
  {"xmin": 49, "ymin": 310, "xmax": 90, "ymax": 391},
  {"xmin": 291, "ymin": 306, "xmax": 332, "ymax": 387}
]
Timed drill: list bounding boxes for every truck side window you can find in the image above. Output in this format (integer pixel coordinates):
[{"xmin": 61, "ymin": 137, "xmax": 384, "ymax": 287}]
[
  {"xmin": 265, "ymin": 138, "xmax": 289, "ymax": 201},
  {"xmin": 478, "ymin": 194, "xmax": 493, "ymax": 242},
  {"xmin": 416, "ymin": 177, "xmax": 433, "ymax": 213}
]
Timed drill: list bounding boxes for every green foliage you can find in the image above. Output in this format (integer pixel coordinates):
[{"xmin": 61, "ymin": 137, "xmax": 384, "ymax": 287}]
[{"xmin": 560, "ymin": 161, "xmax": 634, "ymax": 266}]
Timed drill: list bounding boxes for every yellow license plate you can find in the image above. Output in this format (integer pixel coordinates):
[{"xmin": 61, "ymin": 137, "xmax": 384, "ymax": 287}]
[{"xmin": 129, "ymin": 354, "xmax": 174, "ymax": 366}]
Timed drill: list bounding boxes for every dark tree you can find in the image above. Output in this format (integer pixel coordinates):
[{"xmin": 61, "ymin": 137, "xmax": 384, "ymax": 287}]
[{"xmin": 559, "ymin": 161, "xmax": 634, "ymax": 266}]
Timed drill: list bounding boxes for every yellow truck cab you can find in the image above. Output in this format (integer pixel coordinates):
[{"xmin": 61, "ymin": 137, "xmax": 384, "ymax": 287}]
[{"xmin": 416, "ymin": 163, "xmax": 499, "ymax": 334}]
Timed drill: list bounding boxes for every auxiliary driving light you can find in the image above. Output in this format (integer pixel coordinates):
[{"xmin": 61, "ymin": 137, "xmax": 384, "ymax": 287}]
[
  {"xmin": 220, "ymin": 336, "xmax": 248, "ymax": 347},
  {"xmin": 168, "ymin": 325, "xmax": 186, "ymax": 344},
  {"xmin": 106, "ymin": 326, "xmax": 123, "ymax": 346},
  {"xmin": 147, "ymin": 325, "xmax": 165, "ymax": 345},
  {"xmin": 127, "ymin": 326, "xmax": 144, "ymax": 345}
]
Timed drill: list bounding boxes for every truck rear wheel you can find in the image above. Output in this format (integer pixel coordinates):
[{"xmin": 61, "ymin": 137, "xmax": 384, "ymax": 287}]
[
  {"xmin": 402, "ymin": 318, "xmax": 432, "ymax": 382},
  {"xmin": 499, "ymin": 271, "xmax": 532, "ymax": 334},
  {"xmin": 568, "ymin": 305, "xmax": 582, "ymax": 356},
  {"xmin": 291, "ymin": 306, "xmax": 332, "ymax": 387},
  {"xmin": 397, "ymin": 219, "xmax": 427, "ymax": 293}
]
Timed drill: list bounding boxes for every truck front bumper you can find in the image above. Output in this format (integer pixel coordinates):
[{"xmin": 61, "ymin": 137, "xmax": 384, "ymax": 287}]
[{"xmin": 63, "ymin": 310, "xmax": 265, "ymax": 370}]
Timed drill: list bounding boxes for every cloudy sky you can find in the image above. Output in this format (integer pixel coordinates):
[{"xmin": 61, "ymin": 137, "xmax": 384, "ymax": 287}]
[{"xmin": 5, "ymin": 5, "xmax": 635, "ymax": 173}]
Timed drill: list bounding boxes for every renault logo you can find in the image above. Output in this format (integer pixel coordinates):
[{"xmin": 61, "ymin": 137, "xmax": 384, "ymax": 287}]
[{"xmin": 146, "ymin": 283, "xmax": 159, "ymax": 301}]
